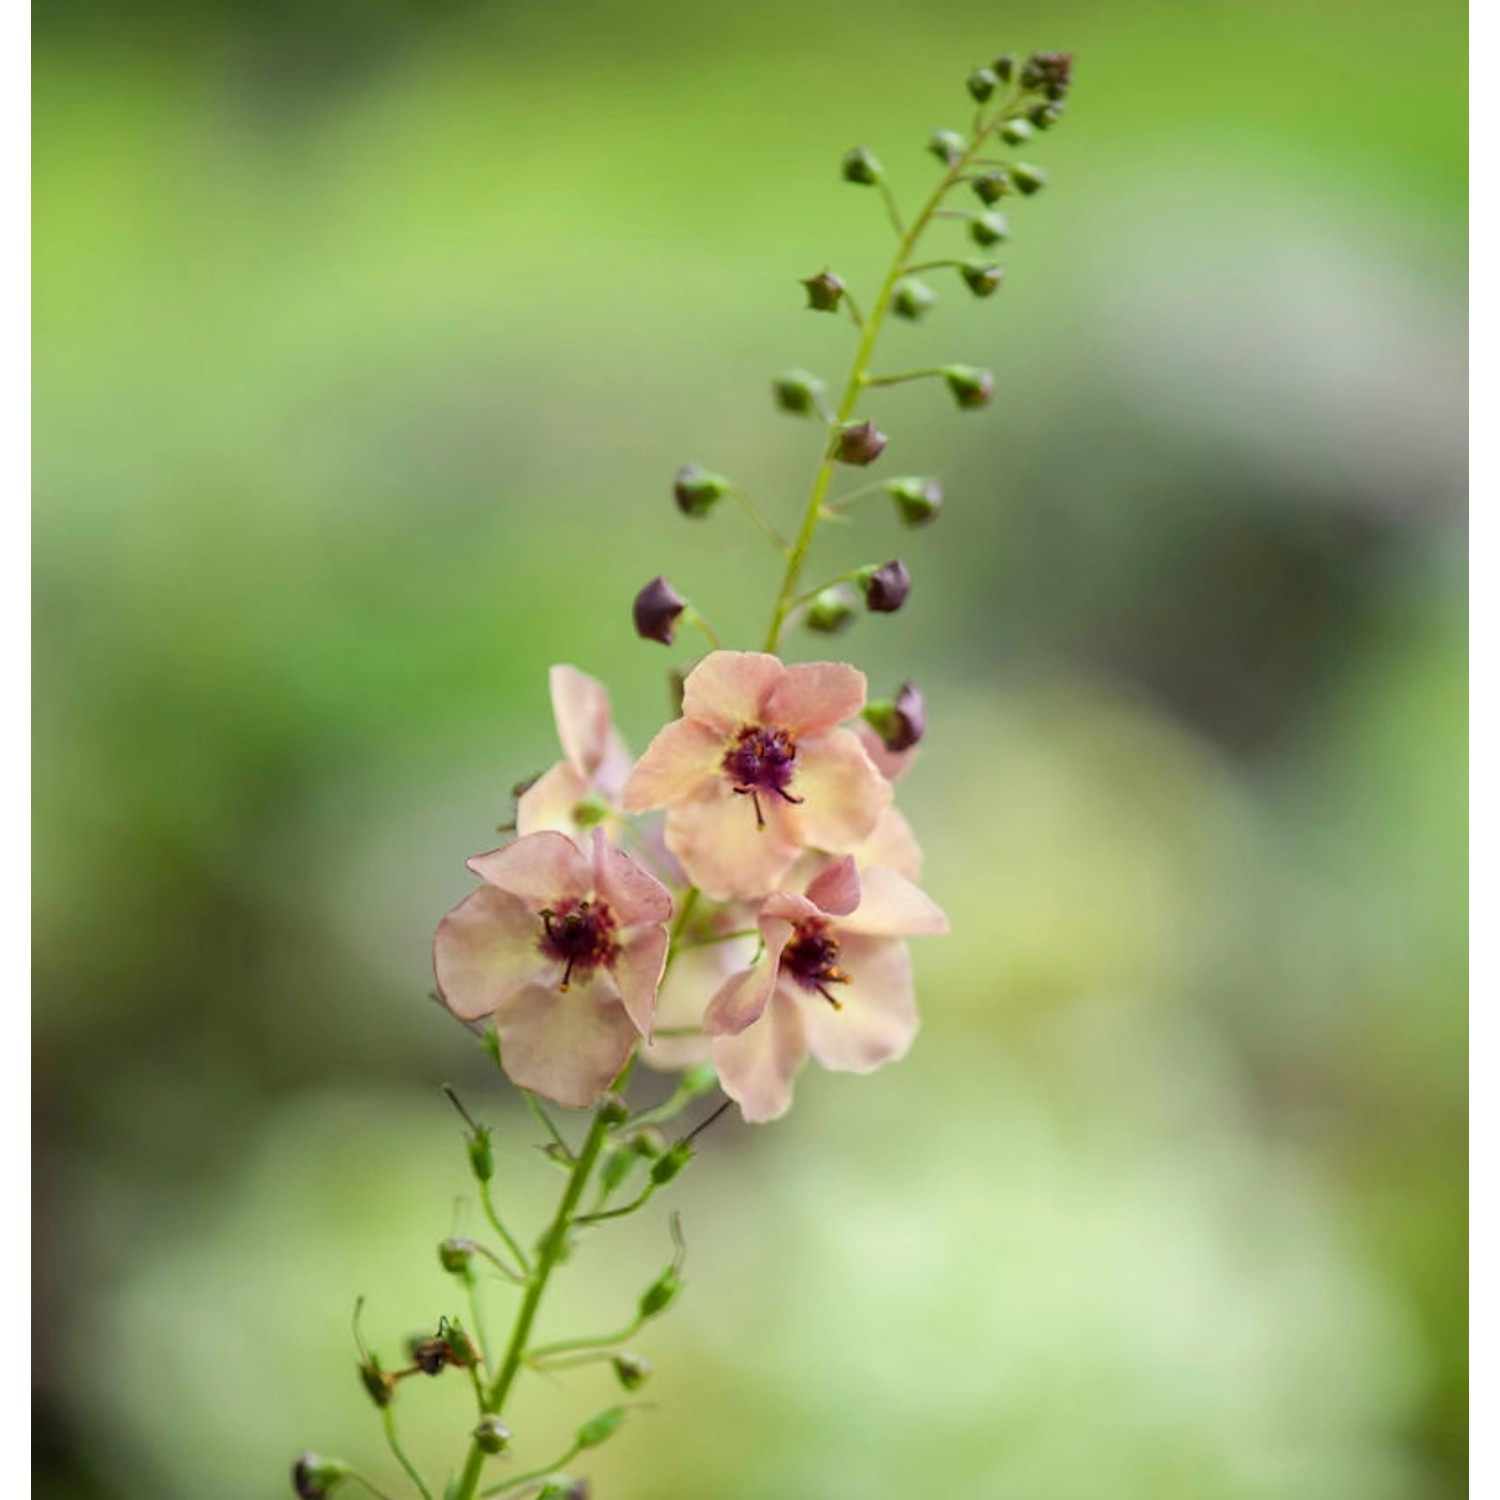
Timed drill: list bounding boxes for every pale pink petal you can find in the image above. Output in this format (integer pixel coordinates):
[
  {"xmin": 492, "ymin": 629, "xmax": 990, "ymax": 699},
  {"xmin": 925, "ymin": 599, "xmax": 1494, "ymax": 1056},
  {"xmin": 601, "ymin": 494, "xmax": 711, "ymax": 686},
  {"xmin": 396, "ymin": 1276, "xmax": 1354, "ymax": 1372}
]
[
  {"xmin": 433, "ymin": 886, "xmax": 547, "ymax": 1021},
  {"xmin": 681, "ymin": 651, "xmax": 784, "ymax": 734},
  {"xmin": 640, "ymin": 929, "xmax": 758, "ymax": 1071},
  {"xmin": 665, "ymin": 783, "xmax": 801, "ymax": 900},
  {"xmin": 621, "ymin": 719, "xmax": 726, "ymax": 812},
  {"xmin": 800, "ymin": 933, "xmax": 918, "ymax": 1073},
  {"xmin": 789, "ymin": 729, "xmax": 892, "ymax": 851},
  {"xmin": 712, "ymin": 986, "xmax": 808, "ymax": 1123},
  {"xmin": 704, "ymin": 915, "xmax": 794, "ymax": 1035},
  {"xmin": 594, "ymin": 727, "xmax": 635, "ymax": 800},
  {"xmin": 612, "ymin": 925, "xmax": 669, "ymax": 1037},
  {"xmin": 760, "ymin": 889, "xmax": 820, "ymax": 925},
  {"xmin": 515, "ymin": 761, "xmax": 592, "ymax": 839},
  {"xmin": 550, "ymin": 665, "xmax": 614, "ymax": 779},
  {"xmin": 589, "ymin": 828, "xmax": 673, "ymax": 928},
  {"xmin": 854, "ymin": 719, "xmax": 920, "ymax": 783},
  {"xmin": 766, "ymin": 661, "xmax": 867, "ymax": 735},
  {"xmin": 805, "ymin": 855, "xmax": 862, "ymax": 917},
  {"xmin": 493, "ymin": 977, "xmax": 639, "ymax": 1108},
  {"xmin": 839, "ymin": 865, "xmax": 949, "ymax": 937},
  {"xmin": 850, "ymin": 805, "xmax": 924, "ymax": 880},
  {"xmin": 468, "ymin": 830, "xmax": 591, "ymax": 908}
]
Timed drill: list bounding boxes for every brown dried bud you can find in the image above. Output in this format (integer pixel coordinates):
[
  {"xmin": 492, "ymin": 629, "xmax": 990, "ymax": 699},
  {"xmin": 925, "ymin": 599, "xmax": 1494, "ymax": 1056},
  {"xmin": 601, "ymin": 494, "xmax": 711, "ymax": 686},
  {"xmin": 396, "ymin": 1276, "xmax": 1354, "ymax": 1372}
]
[
  {"xmin": 834, "ymin": 420, "xmax": 887, "ymax": 466},
  {"xmin": 1021, "ymin": 51, "xmax": 1074, "ymax": 100},
  {"xmin": 801, "ymin": 269, "xmax": 846, "ymax": 312}
]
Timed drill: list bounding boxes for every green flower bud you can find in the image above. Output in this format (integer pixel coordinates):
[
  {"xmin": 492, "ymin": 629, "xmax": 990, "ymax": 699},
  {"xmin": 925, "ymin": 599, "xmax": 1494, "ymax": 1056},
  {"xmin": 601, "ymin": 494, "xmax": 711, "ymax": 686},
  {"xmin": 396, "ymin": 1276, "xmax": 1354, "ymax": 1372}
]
[
  {"xmin": 293, "ymin": 1453, "xmax": 349, "ymax": 1499},
  {"xmin": 834, "ymin": 419, "xmax": 887, "ymax": 467},
  {"xmin": 597, "ymin": 1093, "xmax": 630, "ymax": 1127},
  {"xmin": 959, "ymin": 260, "xmax": 1006, "ymax": 297},
  {"xmin": 992, "ymin": 53, "xmax": 1018, "ymax": 83},
  {"xmin": 801, "ymin": 269, "xmax": 846, "ymax": 312},
  {"xmin": 1028, "ymin": 100, "xmax": 1065, "ymax": 130},
  {"xmin": 886, "ymin": 475, "xmax": 943, "ymax": 526},
  {"xmin": 598, "ymin": 1146, "xmax": 633, "ymax": 1196},
  {"xmin": 467, "ymin": 1126, "xmax": 495, "ymax": 1183},
  {"xmin": 892, "ymin": 277, "xmax": 938, "ymax": 321},
  {"xmin": 538, "ymin": 1482, "xmax": 588, "ymax": 1500},
  {"xmin": 649, "ymin": 1139, "xmax": 695, "ymax": 1186},
  {"xmin": 445, "ymin": 1324, "xmax": 480, "ymax": 1367},
  {"xmin": 942, "ymin": 364, "xmax": 995, "ymax": 409},
  {"xmin": 672, "ymin": 462, "xmax": 730, "ymax": 517},
  {"xmin": 1000, "ymin": 117, "xmax": 1032, "ymax": 145},
  {"xmin": 966, "ymin": 66, "xmax": 999, "ymax": 102},
  {"xmin": 804, "ymin": 587, "xmax": 856, "ymax": 635},
  {"xmin": 1011, "ymin": 162, "xmax": 1048, "ymax": 195},
  {"xmin": 841, "ymin": 145, "xmax": 882, "ymax": 184},
  {"xmin": 968, "ymin": 211, "xmax": 1010, "ymax": 247},
  {"xmin": 639, "ymin": 1265, "xmax": 682, "ymax": 1319},
  {"xmin": 438, "ymin": 1238, "xmax": 474, "ymax": 1276},
  {"xmin": 858, "ymin": 559, "xmax": 912, "ymax": 614},
  {"xmin": 971, "ymin": 169, "xmax": 1012, "ymax": 205},
  {"xmin": 577, "ymin": 1406, "xmax": 627, "ymax": 1450},
  {"xmin": 359, "ymin": 1358, "xmax": 394, "ymax": 1408},
  {"xmin": 627, "ymin": 1125, "xmax": 666, "ymax": 1158},
  {"xmin": 772, "ymin": 369, "xmax": 826, "ymax": 417},
  {"xmin": 927, "ymin": 128, "xmax": 965, "ymax": 166},
  {"xmin": 864, "ymin": 681, "xmax": 927, "ymax": 752},
  {"xmin": 613, "ymin": 1352, "xmax": 652, "ymax": 1391},
  {"xmin": 473, "ymin": 1416, "xmax": 512, "ymax": 1455}
]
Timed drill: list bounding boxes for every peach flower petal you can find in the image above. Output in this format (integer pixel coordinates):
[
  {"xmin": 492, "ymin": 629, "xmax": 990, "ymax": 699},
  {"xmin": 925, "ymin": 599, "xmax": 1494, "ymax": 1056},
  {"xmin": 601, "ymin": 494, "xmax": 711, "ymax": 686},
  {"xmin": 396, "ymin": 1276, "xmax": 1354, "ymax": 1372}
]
[
  {"xmin": 711, "ymin": 987, "xmax": 808, "ymax": 1123},
  {"xmin": 515, "ymin": 761, "xmax": 591, "ymax": 840},
  {"xmin": 613, "ymin": 925, "xmax": 670, "ymax": 1037},
  {"xmin": 433, "ymin": 886, "xmax": 547, "ymax": 1021},
  {"xmin": 589, "ymin": 827, "xmax": 673, "ymax": 928},
  {"xmin": 838, "ymin": 865, "xmax": 949, "ymax": 937},
  {"xmin": 468, "ymin": 830, "xmax": 592, "ymax": 908},
  {"xmin": 703, "ymin": 914, "xmax": 794, "ymax": 1036},
  {"xmin": 804, "ymin": 855, "xmax": 862, "ymax": 917},
  {"xmin": 766, "ymin": 662, "xmax": 867, "ymax": 736},
  {"xmin": 850, "ymin": 805, "xmax": 924, "ymax": 880},
  {"xmin": 621, "ymin": 719, "xmax": 727, "ymax": 812},
  {"xmin": 494, "ymin": 977, "xmax": 639, "ymax": 1108},
  {"xmin": 791, "ymin": 730, "xmax": 892, "ymax": 851},
  {"xmin": 681, "ymin": 651, "xmax": 783, "ymax": 734},
  {"xmin": 550, "ymin": 665, "xmax": 613, "ymax": 779},
  {"xmin": 854, "ymin": 719, "xmax": 920, "ymax": 783},
  {"xmin": 799, "ymin": 933, "xmax": 919, "ymax": 1073},
  {"xmin": 665, "ymin": 784, "xmax": 801, "ymax": 900}
]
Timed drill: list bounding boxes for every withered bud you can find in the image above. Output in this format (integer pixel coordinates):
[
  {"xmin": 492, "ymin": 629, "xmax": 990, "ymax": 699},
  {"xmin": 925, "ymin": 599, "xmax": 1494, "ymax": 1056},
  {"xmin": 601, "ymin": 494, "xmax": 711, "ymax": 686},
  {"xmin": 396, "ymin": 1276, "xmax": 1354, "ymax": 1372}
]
[
  {"xmin": 834, "ymin": 419, "xmax": 887, "ymax": 467},
  {"xmin": 804, "ymin": 587, "xmax": 857, "ymax": 634},
  {"xmin": 474, "ymin": 1416, "xmax": 512, "ymax": 1455},
  {"xmin": 1011, "ymin": 162, "xmax": 1048, "ymax": 195},
  {"xmin": 927, "ymin": 128, "xmax": 966, "ymax": 166},
  {"xmin": 632, "ymin": 576, "xmax": 687, "ymax": 646},
  {"xmin": 971, "ymin": 169, "xmax": 1012, "ymax": 205},
  {"xmin": 959, "ymin": 260, "xmax": 1006, "ymax": 297},
  {"xmin": 1021, "ymin": 50, "xmax": 1074, "ymax": 100},
  {"xmin": 613, "ymin": 1352, "xmax": 653, "ymax": 1391},
  {"xmin": 864, "ymin": 682, "xmax": 927, "ymax": 753},
  {"xmin": 772, "ymin": 369, "xmax": 826, "ymax": 416},
  {"xmin": 841, "ymin": 145, "xmax": 882, "ymax": 184},
  {"xmin": 892, "ymin": 277, "xmax": 938, "ymax": 321},
  {"xmin": 860, "ymin": 560, "xmax": 912, "ymax": 614},
  {"xmin": 887, "ymin": 475, "xmax": 943, "ymax": 526},
  {"xmin": 293, "ymin": 1454, "xmax": 348, "ymax": 1499},
  {"xmin": 968, "ymin": 211, "xmax": 1010, "ymax": 247},
  {"xmin": 943, "ymin": 364, "xmax": 995, "ymax": 409},
  {"xmin": 801, "ymin": 269, "xmax": 846, "ymax": 312},
  {"xmin": 673, "ymin": 462, "xmax": 730, "ymax": 517},
  {"xmin": 408, "ymin": 1334, "xmax": 450, "ymax": 1376},
  {"xmin": 966, "ymin": 66, "xmax": 999, "ymax": 102},
  {"xmin": 359, "ymin": 1358, "xmax": 395, "ymax": 1408}
]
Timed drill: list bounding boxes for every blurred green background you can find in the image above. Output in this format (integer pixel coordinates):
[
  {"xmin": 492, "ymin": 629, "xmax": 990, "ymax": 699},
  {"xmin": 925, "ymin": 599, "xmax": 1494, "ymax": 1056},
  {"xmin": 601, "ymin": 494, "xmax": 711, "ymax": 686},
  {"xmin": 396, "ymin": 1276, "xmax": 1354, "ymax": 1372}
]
[{"xmin": 33, "ymin": 1, "xmax": 1467, "ymax": 1497}]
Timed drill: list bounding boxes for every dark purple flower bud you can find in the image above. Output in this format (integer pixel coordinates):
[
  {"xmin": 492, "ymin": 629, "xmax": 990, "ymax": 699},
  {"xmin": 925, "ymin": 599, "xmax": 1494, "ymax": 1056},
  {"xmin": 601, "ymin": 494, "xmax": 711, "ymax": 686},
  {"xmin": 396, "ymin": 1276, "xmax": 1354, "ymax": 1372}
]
[
  {"xmin": 886, "ymin": 475, "xmax": 943, "ymax": 526},
  {"xmin": 804, "ymin": 587, "xmax": 857, "ymax": 634},
  {"xmin": 673, "ymin": 462, "xmax": 730, "ymax": 517},
  {"xmin": 801, "ymin": 269, "xmax": 846, "ymax": 312},
  {"xmin": 966, "ymin": 66, "xmax": 999, "ymax": 102},
  {"xmin": 841, "ymin": 145, "xmax": 883, "ymax": 184},
  {"xmin": 834, "ymin": 419, "xmax": 887, "ymax": 466},
  {"xmin": 971, "ymin": 169, "xmax": 1012, "ymax": 204},
  {"xmin": 292, "ymin": 1454, "xmax": 348, "ymax": 1499},
  {"xmin": 860, "ymin": 559, "xmax": 912, "ymax": 613},
  {"xmin": 632, "ymin": 576, "xmax": 687, "ymax": 646},
  {"xmin": 959, "ymin": 259, "xmax": 1006, "ymax": 297},
  {"xmin": 1020, "ymin": 51, "xmax": 1074, "ymax": 100},
  {"xmin": 864, "ymin": 681, "xmax": 927, "ymax": 752},
  {"xmin": 943, "ymin": 364, "xmax": 995, "ymax": 409},
  {"xmin": 927, "ymin": 128, "xmax": 966, "ymax": 166},
  {"xmin": 772, "ymin": 369, "xmax": 826, "ymax": 416},
  {"xmin": 968, "ymin": 211, "xmax": 1010, "ymax": 247},
  {"xmin": 1011, "ymin": 162, "xmax": 1048, "ymax": 195},
  {"xmin": 892, "ymin": 277, "xmax": 938, "ymax": 321}
]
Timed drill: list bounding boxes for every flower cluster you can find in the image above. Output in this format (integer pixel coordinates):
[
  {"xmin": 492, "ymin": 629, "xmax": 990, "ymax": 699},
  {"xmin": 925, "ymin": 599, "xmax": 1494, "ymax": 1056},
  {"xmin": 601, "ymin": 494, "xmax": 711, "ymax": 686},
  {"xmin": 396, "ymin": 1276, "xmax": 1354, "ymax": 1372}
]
[{"xmin": 435, "ymin": 654, "xmax": 946, "ymax": 1120}]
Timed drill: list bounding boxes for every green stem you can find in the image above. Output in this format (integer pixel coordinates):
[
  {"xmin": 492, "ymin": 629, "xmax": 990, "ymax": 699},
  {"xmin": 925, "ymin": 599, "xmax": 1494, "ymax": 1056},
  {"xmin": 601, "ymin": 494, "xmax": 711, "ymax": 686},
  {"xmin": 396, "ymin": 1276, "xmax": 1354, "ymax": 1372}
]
[
  {"xmin": 479, "ymin": 1179, "xmax": 531, "ymax": 1277},
  {"xmin": 381, "ymin": 1406, "xmax": 436, "ymax": 1500},
  {"xmin": 527, "ymin": 1315, "xmax": 644, "ymax": 1363},
  {"xmin": 479, "ymin": 1442, "xmax": 584, "ymax": 1499},
  {"xmin": 863, "ymin": 367, "xmax": 948, "ymax": 388}
]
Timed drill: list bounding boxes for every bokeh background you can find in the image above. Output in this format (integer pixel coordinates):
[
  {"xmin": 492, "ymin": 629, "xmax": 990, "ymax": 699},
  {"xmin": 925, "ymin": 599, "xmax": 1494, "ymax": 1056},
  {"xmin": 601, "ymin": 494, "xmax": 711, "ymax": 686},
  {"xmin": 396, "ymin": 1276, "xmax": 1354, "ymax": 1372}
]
[{"xmin": 33, "ymin": 2, "xmax": 1467, "ymax": 1497}]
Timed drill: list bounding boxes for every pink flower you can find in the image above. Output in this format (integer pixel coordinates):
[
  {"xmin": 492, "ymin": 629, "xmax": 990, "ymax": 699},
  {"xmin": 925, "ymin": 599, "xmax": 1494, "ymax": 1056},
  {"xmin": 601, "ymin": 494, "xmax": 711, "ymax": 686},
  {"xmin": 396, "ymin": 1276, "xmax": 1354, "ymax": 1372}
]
[
  {"xmin": 433, "ymin": 828, "xmax": 672, "ymax": 1107},
  {"xmin": 515, "ymin": 666, "xmax": 634, "ymax": 841},
  {"xmin": 621, "ymin": 651, "xmax": 892, "ymax": 900},
  {"xmin": 703, "ymin": 856, "xmax": 948, "ymax": 1122}
]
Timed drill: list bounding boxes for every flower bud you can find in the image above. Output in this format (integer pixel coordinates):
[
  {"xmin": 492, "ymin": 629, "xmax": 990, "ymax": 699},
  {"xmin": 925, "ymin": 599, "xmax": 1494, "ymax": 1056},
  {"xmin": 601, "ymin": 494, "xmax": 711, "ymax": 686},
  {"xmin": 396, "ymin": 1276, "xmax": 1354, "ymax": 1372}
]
[
  {"xmin": 467, "ymin": 1126, "xmax": 495, "ymax": 1183},
  {"xmin": 943, "ymin": 364, "xmax": 995, "ymax": 409},
  {"xmin": 446, "ymin": 1324, "xmax": 481, "ymax": 1367},
  {"xmin": 598, "ymin": 1145, "xmax": 633, "ymax": 1196},
  {"xmin": 887, "ymin": 476, "xmax": 943, "ymax": 527},
  {"xmin": 1028, "ymin": 100, "xmax": 1065, "ymax": 130},
  {"xmin": 971, "ymin": 169, "xmax": 1012, "ymax": 205},
  {"xmin": 597, "ymin": 1092, "xmax": 630, "ymax": 1127},
  {"xmin": 804, "ymin": 587, "xmax": 856, "ymax": 635},
  {"xmin": 639, "ymin": 1265, "xmax": 682, "ymax": 1319},
  {"xmin": 927, "ymin": 128, "xmax": 965, "ymax": 166},
  {"xmin": 966, "ymin": 66, "xmax": 999, "ymax": 102},
  {"xmin": 649, "ymin": 1139, "xmax": 695, "ymax": 1186},
  {"xmin": 293, "ymin": 1454, "xmax": 348, "ymax": 1499},
  {"xmin": 992, "ymin": 53, "xmax": 1018, "ymax": 83},
  {"xmin": 632, "ymin": 576, "xmax": 686, "ymax": 646},
  {"xmin": 672, "ymin": 462, "xmax": 730, "ymax": 517},
  {"xmin": 577, "ymin": 1406, "xmax": 627, "ymax": 1450},
  {"xmin": 613, "ymin": 1352, "xmax": 653, "ymax": 1391},
  {"xmin": 968, "ymin": 211, "xmax": 1010, "ymax": 247},
  {"xmin": 859, "ymin": 560, "xmax": 912, "ymax": 614},
  {"xmin": 628, "ymin": 1125, "xmax": 667, "ymax": 1158},
  {"xmin": 772, "ymin": 369, "xmax": 826, "ymax": 417},
  {"xmin": 1011, "ymin": 163, "xmax": 1048, "ymax": 195},
  {"xmin": 1000, "ymin": 117, "xmax": 1032, "ymax": 145},
  {"xmin": 359, "ymin": 1358, "xmax": 394, "ymax": 1408},
  {"xmin": 438, "ymin": 1238, "xmax": 474, "ymax": 1276},
  {"xmin": 571, "ymin": 793, "xmax": 610, "ymax": 829},
  {"xmin": 841, "ymin": 145, "xmax": 882, "ymax": 184},
  {"xmin": 892, "ymin": 278, "xmax": 938, "ymax": 321},
  {"xmin": 539, "ymin": 1482, "xmax": 589, "ymax": 1500},
  {"xmin": 834, "ymin": 420, "xmax": 887, "ymax": 467},
  {"xmin": 1021, "ymin": 50, "xmax": 1074, "ymax": 100},
  {"xmin": 864, "ymin": 682, "xmax": 927, "ymax": 753},
  {"xmin": 800, "ymin": 269, "xmax": 846, "ymax": 312},
  {"xmin": 473, "ymin": 1416, "xmax": 512, "ymax": 1455},
  {"xmin": 959, "ymin": 260, "xmax": 1005, "ymax": 297}
]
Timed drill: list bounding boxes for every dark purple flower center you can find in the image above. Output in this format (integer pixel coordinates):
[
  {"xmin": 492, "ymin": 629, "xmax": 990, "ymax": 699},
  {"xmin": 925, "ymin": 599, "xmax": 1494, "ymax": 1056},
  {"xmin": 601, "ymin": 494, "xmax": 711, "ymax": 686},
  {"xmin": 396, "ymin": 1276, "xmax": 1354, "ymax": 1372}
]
[
  {"xmin": 538, "ymin": 899, "xmax": 619, "ymax": 992},
  {"xmin": 722, "ymin": 724, "xmax": 803, "ymax": 829},
  {"xmin": 782, "ymin": 917, "xmax": 850, "ymax": 1009}
]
